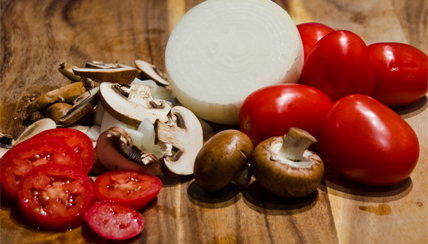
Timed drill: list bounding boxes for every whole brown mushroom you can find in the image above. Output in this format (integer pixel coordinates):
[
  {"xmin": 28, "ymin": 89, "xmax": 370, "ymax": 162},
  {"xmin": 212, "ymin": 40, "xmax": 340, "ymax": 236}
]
[
  {"xmin": 252, "ymin": 127, "xmax": 324, "ymax": 198},
  {"xmin": 193, "ymin": 129, "xmax": 253, "ymax": 192}
]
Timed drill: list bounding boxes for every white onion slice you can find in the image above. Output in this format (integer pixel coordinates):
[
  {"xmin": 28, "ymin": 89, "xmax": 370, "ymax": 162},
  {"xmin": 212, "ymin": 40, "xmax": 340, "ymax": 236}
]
[
  {"xmin": 137, "ymin": 118, "xmax": 164, "ymax": 157},
  {"xmin": 165, "ymin": 0, "xmax": 303, "ymax": 124},
  {"xmin": 86, "ymin": 125, "xmax": 101, "ymax": 142},
  {"xmin": 100, "ymin": 110, "xmax": 137, "ymax": 133}
]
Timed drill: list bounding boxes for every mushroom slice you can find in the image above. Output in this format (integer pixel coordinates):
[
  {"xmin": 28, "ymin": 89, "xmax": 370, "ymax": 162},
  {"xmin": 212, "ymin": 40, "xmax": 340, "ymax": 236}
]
[
  {"xmin": 73, "ymin": 64, "xmax": 140, "ymax": 84},
  {"xmin": 135, "ymin": 60, "xmax": 169, "ymax": 86},
  {"xmin": 155, "ymin": 106, "xmax": 203, "ymax": 178},
  {"xmin": 26, "ymin": 82, "xmax": 87, "ymax": 113},
  {"xmin": 13, "ymin": 118, "xmax": 57, "ymax": 146},
  {"xmin": 58, "ymin": 62, "xmax": 81, "ymax": 81},
  {"xmin": 251, "ymin": 127, "xmax": 324, "ymax": 198},
  {"xmin": 86, "ymin": 61, "xmax": 135, "ymax": 70},
  {"xmin": 58, "ymin": 87, "xmax": 100, "ymax": 126},
  {"xmin": 96, "ymin": 127, "xmax": 162, "ymax": 176},
  {"xmin": 44, "ymin": 103, "xmax": 73, "ymax": 123},
  {"xmin": 99, "ymin": 82, "xmax": 171, "ymax": 127}
]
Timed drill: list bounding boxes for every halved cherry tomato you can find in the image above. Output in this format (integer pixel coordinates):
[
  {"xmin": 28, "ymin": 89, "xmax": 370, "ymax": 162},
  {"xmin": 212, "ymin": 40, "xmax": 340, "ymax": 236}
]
[
  {"xmin": 34, "ymin": 128, "xmax": 94, "ymax": 174},
  {"xmin": 84, "ymin": 201, "xmax": 145, "ymax": 241},
  {"xmin": 93, "ymin": 170, "xmax": 162, "ymax": 210},
  {"xmin": 297, "ymin": 22, "xmax": 334, "ymax": 61},
  {"xmin": 17, "ymin": 164, "xmax": 95, "ymax": 230},
  {"xmin": 318, "ymin": 94, "xmax": 419, "ymax": 186},
  {"xmin": 368, "ymin": 42, "xmax": 428, "ymax": 107},
  {"xmin": 1, "ymin": 136, "xmax": 83, "ymax": 202},
  {"xmin": 239, "ymin": 84, "xmax": 333, "ymax": 147},
  {"xmin": 300, "ymin": 30, "xmax": 375, "ymax": 102}
]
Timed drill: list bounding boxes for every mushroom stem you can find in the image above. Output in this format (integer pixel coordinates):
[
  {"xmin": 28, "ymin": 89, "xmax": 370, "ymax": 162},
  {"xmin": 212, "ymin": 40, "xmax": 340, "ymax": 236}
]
[{"xmin": 278, "ymin": 127, "xmax": 317, "ymax": 162}]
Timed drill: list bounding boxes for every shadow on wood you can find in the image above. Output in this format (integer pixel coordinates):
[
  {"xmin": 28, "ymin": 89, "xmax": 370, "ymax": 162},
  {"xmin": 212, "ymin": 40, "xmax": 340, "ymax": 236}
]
[
  {"xmin": 393, "ymin": 95, "xmax": 427, "ymax": 119},
  {"xmin": 186, "ymin": 181, "xmax": 240, "ymax": 209},
  {"xmin": 241, "ymin": 181, "xmax": 318, "ymax": 215}
]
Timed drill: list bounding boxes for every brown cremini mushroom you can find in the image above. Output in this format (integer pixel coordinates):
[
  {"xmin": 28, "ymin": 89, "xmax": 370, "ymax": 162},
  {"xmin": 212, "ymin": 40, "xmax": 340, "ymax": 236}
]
[
  {"xmin": 96, "ymin": 127, "xmax": 162, "ymax": 176},
  {"xmin": 155, "ymin": 106, "xmax": 203, "ymax": 178},
  {"xmin": 193, "ymin": 129, "xmax": 253, "ymax": 192},
  {"xmin": 58, "ymin": 87, "xmax": 99, "ymax": 126},
  {"xmin": 58, "ymin": 62, "xmax": 81, "ymax": 81},
  {"xmin": 73, "ymin": 62, "xmax": 139, "ymax": 85},
  {"xmin": 251, "ymin": 127, "xmax": 324, "ymax": 198},
  {"xmin": 135, "ymin": 60, "xmax": 169, "ymax": 86},
  {"xmin": 44, "ymin": 103, "xmax": 73, "ymax": 123}
]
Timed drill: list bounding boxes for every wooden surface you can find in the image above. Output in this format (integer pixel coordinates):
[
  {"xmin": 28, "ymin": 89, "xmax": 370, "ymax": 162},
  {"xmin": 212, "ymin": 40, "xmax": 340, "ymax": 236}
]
[{"xmin": 0, "ymin": 0, "xmax": 427, "ymax": 243}]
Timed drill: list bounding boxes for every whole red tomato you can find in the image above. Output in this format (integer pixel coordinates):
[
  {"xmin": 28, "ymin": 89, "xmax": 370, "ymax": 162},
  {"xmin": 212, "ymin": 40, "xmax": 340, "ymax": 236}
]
[
  {"xmin": 368, "ymin": 42, "xmax": 428, "ymax": 107},
  {"xmin": 239, "ymin": 84, "xmax": 333, "ymax": 147},
  {"xmin": 300, "ymin": 30, "xmax": 375, "ymax": 102},
  {"xmin": 318, "ymin": 94, "xmax": 419, "ymax": 186},
  {"xmin": 297, "ymin": 22, "xmax": 334, "ymax": 61}
]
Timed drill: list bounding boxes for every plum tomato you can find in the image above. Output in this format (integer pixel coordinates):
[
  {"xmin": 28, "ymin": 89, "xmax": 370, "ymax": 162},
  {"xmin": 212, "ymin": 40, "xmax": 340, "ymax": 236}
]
[
  {"xmin": 368, "ymin": 42, "xmax": 428, "ymax": 107},
  {"xmin": 34, "ymin": 128, "xmax": 94, "ymax": 174},
  {"xmin": 239, "ymin": 84, "xmax": 333, "ymax": 147},
  {"xmin": 17, "ymin": 164, "xmax": 95, "ymax": 231},
  {"xmin": 296, "ymin": 22, "xmax": 334, "ymax": 61},
  {"xmin": 318, "ymin": 94, "xmax": 420, "ymax": 186},
  {"xmin": 300, "ymin": 30, "xmax": 375, "ymax": 102},
  {"xmin": 84, "ymin": 201, "xmax": 145, "ymax": 241},
  {"xmin": 1, "ymin": 136, "xmax": 83, "ymax": 202},
  {"xmin": 93, "ymin": 170, "xmax": 162, "ymax": 210}
]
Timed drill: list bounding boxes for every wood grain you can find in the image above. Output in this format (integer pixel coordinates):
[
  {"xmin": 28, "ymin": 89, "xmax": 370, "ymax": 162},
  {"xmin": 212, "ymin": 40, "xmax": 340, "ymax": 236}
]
[{"xmin": 1, "ymin": 0, "xmax": 427, "ymax": 243}]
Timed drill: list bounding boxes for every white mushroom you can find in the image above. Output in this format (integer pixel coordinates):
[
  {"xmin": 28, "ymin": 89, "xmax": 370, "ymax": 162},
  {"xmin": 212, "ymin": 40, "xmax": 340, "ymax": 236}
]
[
  {"xmin": 155, "ymin": 106, "xmax": 203, "ymax": 178},
  {"xmin": 99, "ymin": 82, "xmax": 171, "ymax": 127}
]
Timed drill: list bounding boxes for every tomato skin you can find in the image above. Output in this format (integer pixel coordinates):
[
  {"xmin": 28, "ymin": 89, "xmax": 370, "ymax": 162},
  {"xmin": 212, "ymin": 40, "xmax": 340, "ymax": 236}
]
[
  {"xmin": 368, "ymin": 42, "xmax": 428, "ymax": 107},
  {"xmin": 296, "ymin": 22, "xmax": 334, "ymax": 61},
  {"xmin": 84, "ymin": 201, "xmax": 145, "ymax": 241},
  {"xmin": 1, "ymin": 136, "xmax": 83, "ymax": 202},
  {"xmin": 300, "ymin": 30, "xmax": 375, "ymax": 102},
  {"xmin": 94, "ymin": 170, "xmax": 162, "ymax": 210},
  {"xmin": 17, "ymin": 164, "xmax": 95, "ymax": 231},
  {"xmin": 318, "ymin": 94, "xmax": 419, "ymax": 186},
  {"xmin": 239, "ymin": 84, "xmax": 333, "ymax": 147},
  {"xmin": 34, "ymin": 128, "xmax": 94, "ymax": 174}
]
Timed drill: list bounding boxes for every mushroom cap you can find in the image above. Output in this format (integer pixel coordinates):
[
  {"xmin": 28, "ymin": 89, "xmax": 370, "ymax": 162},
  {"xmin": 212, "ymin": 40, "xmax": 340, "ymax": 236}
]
[
  {"xmin": 135, "ymin": 60, "xmax": 169, "ymax": 86},
  {"xmin": 58, "ymin": 87, "xmax": 100, "ymax": 126},
  {"xmin": 193, "ymin": 129, "xmax": 253, "ymax": 192},
  {"xmin": 44, "ymin": 103, "xmax": 73, "ymax": 123},
  {"xmin": 252, "ymin": 136, "xmax": 324, "ymax": 198},
  {"xmin": 72, "ymin": 65, "xmax": 139, "ymax": 85}
]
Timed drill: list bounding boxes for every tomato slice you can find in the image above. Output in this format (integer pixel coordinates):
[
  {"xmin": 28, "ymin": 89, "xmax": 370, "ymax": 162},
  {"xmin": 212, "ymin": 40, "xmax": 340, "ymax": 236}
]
[
  {"xmin": 1, "ymin": 136, "xmax": 83, "ymax": 202},
  {"xmin": 34, "ymin": 128, "xmax": 94, "ymax": 174},
  {"xmin": 17, "ymin": 164, "xmax": 95, "ymax": 230},
  {"xmin": 93, "ymin": 170, "xmax": 162, "ymax": 210},
  {"xmin": 84, "ymin": 201, "xmax": 145, "ymax": 241}
]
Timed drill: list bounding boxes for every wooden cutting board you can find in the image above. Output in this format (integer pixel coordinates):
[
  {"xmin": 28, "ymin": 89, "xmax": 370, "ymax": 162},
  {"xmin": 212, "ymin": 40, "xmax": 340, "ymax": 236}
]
[{"xmin": 1, "ymin": 0, "xmax": 426, "ymax": 243}]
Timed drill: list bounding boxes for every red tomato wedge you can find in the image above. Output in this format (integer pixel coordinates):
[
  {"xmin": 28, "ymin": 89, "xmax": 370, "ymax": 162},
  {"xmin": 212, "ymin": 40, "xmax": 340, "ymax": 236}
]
[
  {"xmin": 1, "ymin": 136, "xmax": 83, "ymax": 202},
  {"xmin": 17, "ymin": 164, "xmax": 95, "ymax": 231},
  {"xmin": 94, "ymin": 170, "xmax": 162, "ymax": 210},
  {"xmin": 84, "ymin": 201, "xmax": 145, "ymax": 241},
  {"xmin": 34, "ymin": 128, "xmax": 94, "ymax": 174}
]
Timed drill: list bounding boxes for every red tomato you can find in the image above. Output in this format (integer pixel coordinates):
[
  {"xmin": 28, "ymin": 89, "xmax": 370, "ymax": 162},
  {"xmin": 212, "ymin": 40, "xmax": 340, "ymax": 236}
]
[
  {"xmin": 300, "ymin": 30, "xmax": 375, "ymax": 102},
  {"xmin": 34, "ymin": 128, "xmax": 94, "ymax": 174},
  {"xmin": 1, "ymin": 136, "xmax": 83, "ymax": 202},
  {"xmin": 297, "ymin": 22, "xmax": 334, "ymax": 60},
  {"xmin": 368, "ymin": 42, "xmax": 428, "ymax": 107},
  {"xmin": 94, "ymin": 170, "xmax": 162, "ymax": 210},
  {"xmin": 17, "ymin": 164, "xmax": 95, "ymax": 230},
  {"xmin": 239, "ymin": 84, "xmax": 333, "ymax": 147},
  {"xmin": 84, "ymin": 201, "xmax": 145, "ymax": 241},
  {"xmin": 318, "ymin": 94, "xmax": 419, "ymax": 186}
]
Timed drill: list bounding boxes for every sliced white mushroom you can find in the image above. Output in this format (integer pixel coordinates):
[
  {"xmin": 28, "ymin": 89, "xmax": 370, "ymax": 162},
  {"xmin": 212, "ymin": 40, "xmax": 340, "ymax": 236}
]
[
  {"xmin": 13, "ymin": 118, "xmax": 57, "ymax": 145},
  {"xmin": 99, "ymin": 82, "xmax": 171, "ymax": 127},
  {"xmin": 155, "ymin": 106, "xmax": 203, "ymax": 178},
  {"xmin": 135, "ymin": 60, "xmax": 169, "ymax": 86},
  {"xmin": 96, "ymin": 127, "xmax": 162, "ymax": 176}
]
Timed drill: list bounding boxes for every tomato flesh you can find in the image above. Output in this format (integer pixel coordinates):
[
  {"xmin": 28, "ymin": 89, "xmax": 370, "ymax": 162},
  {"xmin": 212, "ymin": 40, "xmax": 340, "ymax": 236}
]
[
  {"xmin": 1, "ymin": 136, "xmax": 83, "ymax": 202},
  {"xmin": 84, "ymin": 201, "xmax": 145, "ymax": 241},
  {"xmin": 34, "ymin": 128, "xmax": 94, "ymax": 174},
  {"xmin": 318, "ymin": 94, "xmax": 420, "ymax": 186},
  {"xmin": 17, "ymin": 164, "xmax": 94, "ymax": 230},
  {"xmin": 94, "ymin": 170, "xmax": 162, "ymax": 210}
]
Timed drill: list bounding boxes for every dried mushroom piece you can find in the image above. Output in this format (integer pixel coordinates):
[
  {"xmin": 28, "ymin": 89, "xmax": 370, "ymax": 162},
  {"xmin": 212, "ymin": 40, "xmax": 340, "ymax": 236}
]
[
  {"xmin": 135, "ymin": 60, "xmax": 169, "ymax": 86},
  {"xmin": 26, "ymin": 81, "xmax": 87, "ymax": 113},
  {"xmin": 155, "ymin": 106, "xmax": 203, "ymax": 178},
  {"xmin": 96, "ymin": 127, "xmax": 162, "ymax": 176},
  {"xmin": 58, "ymin": 87, "xmax": 100, "ymax": 126},
  {"xmin": 58, "ymin": 62, "xmax": 81, "ymax": 81},
  {"xmin": 73, "ymin": 62, "xmax": 140, "ymax": 84},
  {"xmin": 99, "ymin": 82, "xmax": 171, "ymax": 127}
]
